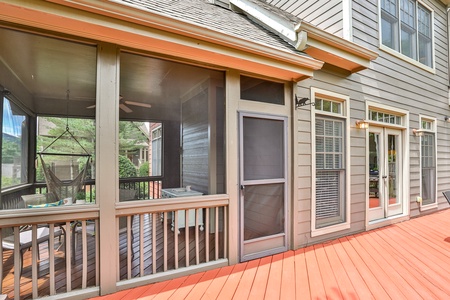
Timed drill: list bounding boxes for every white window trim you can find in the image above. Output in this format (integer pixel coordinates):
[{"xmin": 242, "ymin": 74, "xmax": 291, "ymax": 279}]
[
  {"xmin": 418, "ymin": 115, "xmax": 438, "ymax": 211},
  {"xmin": 311, "ymin": 87, "xmax": 351, "ymax": 237},
  {"xmin": 378, "ymin": 0, "xmax": 435, "ymax": 73}
]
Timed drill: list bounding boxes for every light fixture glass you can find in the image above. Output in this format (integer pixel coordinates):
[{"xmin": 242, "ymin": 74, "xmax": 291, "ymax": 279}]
[
  {"xmin": 412, "ymin": 129, "xmax": 424, "ymax": 137},
  {"xmin": 355, "ymin": 120, "xmax": 369, "ymax": 129}
]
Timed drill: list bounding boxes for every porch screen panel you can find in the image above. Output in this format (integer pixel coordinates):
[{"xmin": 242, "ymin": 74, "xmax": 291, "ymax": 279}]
[
  {"xmin": 243, "ymin": 183, "xmax": 284, "ymax": 240},
  {"xmin": 315, "ymin": 118, "xmax": 345, "ymax": 228},
  {"xmin": 243, "ymin": 117, "xmax": 284, "ymax": 180}
]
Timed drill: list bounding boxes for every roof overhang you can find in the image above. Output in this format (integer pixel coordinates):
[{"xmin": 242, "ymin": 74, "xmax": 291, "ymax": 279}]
[
  {"xmin": 440, "ymin": 0, "xmax": 450, "ymax": 5},
  {"xmin": 230, "ymin": 0, "xmax": 378, "ymax": 73},
  {"xmin": 0, "ymin": 0, "xmax": 324, "ymax": 82}
]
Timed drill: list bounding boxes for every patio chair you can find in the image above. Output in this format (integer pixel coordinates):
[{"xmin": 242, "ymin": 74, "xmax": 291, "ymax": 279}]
[
  {"xmin": 2, "ymin": 226, "xmax": 64, "ymax": 277},
  {"xmin": 442, "ymin": 191, "xmax": 450, "ymax": 205}
]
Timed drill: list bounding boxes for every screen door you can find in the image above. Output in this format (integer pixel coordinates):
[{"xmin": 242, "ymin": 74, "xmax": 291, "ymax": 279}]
[{"xmin": 239, "ymin": 113, "xmax": 288, "ymax": 261}]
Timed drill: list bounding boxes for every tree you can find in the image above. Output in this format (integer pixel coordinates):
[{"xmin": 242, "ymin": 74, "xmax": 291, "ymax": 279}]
[{"xmin": 119, "ymin": 155, "xmax": 137, "ymax": 178}]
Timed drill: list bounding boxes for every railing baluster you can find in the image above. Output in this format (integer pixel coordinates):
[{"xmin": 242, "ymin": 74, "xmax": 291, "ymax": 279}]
[
  {"xmin": 163, "ymin": 212, "xmax": 168, "ymax": 272},
  {"xmin": 95, "ymin": 219, "xmax": 99, "ymax": 286},
  {"xmin": 152, "ymin": 212, "xmax": 157, "ymax": 274},
  {"xmin": 174, "ymin": 210, "xmax": 179, "ymax": 269},
  {"xmin": 215, "ymin": 207, "xmax": 219, "ymax": 261},
  {"xmin": 49, "ymin": 224, "xmax": 56, "ymax": 295},
  {"xmin": 31, "ymin": 225, "xmax": 38, "ymax": 299},
  {"xmin": 195, "ymin": 208, "xmax": 199, "ymax": 266},
  {"xmin": 13, "ymin": 226, "xmax": 20, "ymax": 300},
  {"xmin": 224, "ymin": 206, "xmax": 227, "ymax": 258},
  {"xmin": 205, "ymin": 208, "xmax": 210, "ymax": 263},
  {"xmin": 139, "ymin": 214, "xmax": 144, "ymax": 276},
  {"xmin": 65, "ymin": 221, "xmax": 72, "ymax": 292},
  {"xmin": 127, "ymin": 216, "xmax": 132, "ymax": 280},
  {"xmin": 185, "ymin": 209, "xmax": 189, "ymax": 267},
  {"xmin": 82, "ymin": 220, "xmax": 88, "ymax": 289}
]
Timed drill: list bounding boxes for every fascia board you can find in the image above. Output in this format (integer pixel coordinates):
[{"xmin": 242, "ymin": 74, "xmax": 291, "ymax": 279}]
[
  {"xmin": 30, "ymin": 0, "xmax": 322, "ymax": 78},
  {"xmin": 300, "ymin": 22, "xmax": 378, "ymax": 62}
]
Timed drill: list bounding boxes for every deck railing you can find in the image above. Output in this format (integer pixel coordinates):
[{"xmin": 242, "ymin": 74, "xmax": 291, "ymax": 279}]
[
  {"xmin": 0, "ymin": 208, "xmax": 100, "ymax": 300},
  {"xmin": 116, "ymin": 195, "xmax": 228, "ymax": 287}
]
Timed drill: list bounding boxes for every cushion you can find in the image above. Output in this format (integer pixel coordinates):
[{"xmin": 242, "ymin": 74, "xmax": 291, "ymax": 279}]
[{"xmin": 27, "ymin": 199, "xmax": 63, "ymax": 208}]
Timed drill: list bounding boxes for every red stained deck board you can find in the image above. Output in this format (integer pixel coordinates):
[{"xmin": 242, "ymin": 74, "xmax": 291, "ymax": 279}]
[
  {"xmin": 347, "ymin": 234, "xmax": 408, "ymax": 300},
  {"xmin": 232, "ymin": 259, "xmax": 260, "ymax": 299},
  {"xmin": 153, "ymin": 276, "xmax": 187, "ymax": 299},
  {"xmin": 216, "ymin": 262, "xmax": 247, "ymax": 300},
  {"xmin": 375, "ymin": 228, "xmax": 450, "ymax": 295},
  {"xmin": 264, "ymin": 252, "xmax": 284, "ymax": 300},
  {"xmin": 200, "ymin": 265, "xmax": 234, "ymax": 300},
  {"xmin": 338, "ymin": 237, "xmax": 390, "ymax": 299},
  {"xmin": 362, "ymin": 229, "xmax": 445, "ymax": 300},
  {"xmin": 322, "ymin": 241, "xmax": 358, "ymax": 299},
  {"xmin": 293, "ymin": 248, "xmax": 311, "ymax": 300},
  {"xmin": 313, "ymin": 243, "xmax": 344, "ymax": 300},
  {"xmin": 246, "ymin": 255, "xmax": 272, "ymax": 299},
  {"xmin": 168, "ymin": 272, "xmax": 204, "ymax": 300},
  {"xmin": 304, "ymin": 245, "xmax": 327, "ymax": 299},
  {"xmin": 184, "ymin": 268, "xmax": 220, "ymax": 300},
  {"xmin": 279, "ymin": 251, "xmax": 295, "ymax": 300}
]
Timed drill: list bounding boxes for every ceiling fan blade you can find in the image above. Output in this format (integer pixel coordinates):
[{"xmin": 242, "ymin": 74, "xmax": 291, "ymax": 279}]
[
  {"xmin": 119, "ymin": 103, "xmax": 133, "ymax": 113},
  {"xmin": 86, "ymin": 104, "xmax": 96, "ymax": 109},
  {"xmin": 125, "ymin": 100, "xmax": 152, "ymax": 108}
]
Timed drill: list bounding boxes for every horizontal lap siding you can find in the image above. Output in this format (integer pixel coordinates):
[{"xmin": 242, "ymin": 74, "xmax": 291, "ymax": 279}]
[
  {"xmin": 265, "ymin": 0, "xmax": 344, "ymax": 37},
  {"xmin": 289, "ymin": 0, "xmax": 449, "ymax": 247}
]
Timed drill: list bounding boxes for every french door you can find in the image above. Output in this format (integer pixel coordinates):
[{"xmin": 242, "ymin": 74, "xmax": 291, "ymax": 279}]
[
  {"xmin": 368, "ymin": 127, "xmax": 403, "ymax": 221},
  {"xmin": 239, "ymin": 113, "xmax": 288, "ymax": 261}
]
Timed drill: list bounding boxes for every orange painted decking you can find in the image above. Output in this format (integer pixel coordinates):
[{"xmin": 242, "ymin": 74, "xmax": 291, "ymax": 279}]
[{"xmin": 92, "ymin": 209, "xmax": 450, "ymax": 300}]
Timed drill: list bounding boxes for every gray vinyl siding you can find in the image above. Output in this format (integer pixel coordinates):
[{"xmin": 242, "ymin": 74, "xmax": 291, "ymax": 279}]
[
  {"xmin": 265, "ymin": 0, "xmax": 345, "ymax": 37},
  {"xmin": 292, "ymin": 0, "xmax": 449, "ymax": 248}
]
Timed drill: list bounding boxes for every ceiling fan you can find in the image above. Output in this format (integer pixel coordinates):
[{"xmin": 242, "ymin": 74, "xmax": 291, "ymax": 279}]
[{"xmin": 86, "ymin": 95, "xmax": 152, "ymax": 113}]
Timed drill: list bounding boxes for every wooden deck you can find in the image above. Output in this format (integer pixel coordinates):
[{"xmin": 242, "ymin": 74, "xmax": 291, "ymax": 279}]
[{"xmin": 91, "ymin": 209, "xmax": 450, "ymax": 300}]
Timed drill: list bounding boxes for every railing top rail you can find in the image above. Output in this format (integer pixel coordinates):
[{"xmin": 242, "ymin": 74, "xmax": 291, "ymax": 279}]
[{"xmin": 116, "ymin": 194, "xmax": 229, "ymax": 216}]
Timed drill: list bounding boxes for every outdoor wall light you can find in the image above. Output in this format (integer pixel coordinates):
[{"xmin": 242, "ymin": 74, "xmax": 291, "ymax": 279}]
[
  {"xmin": 445, "ymin": 116, "xmax": 450, "ymax": 123},
  {"xmin": 412, "ymin": 129, "xmax": 424, "ymax": 137},
  {"xmin": 355, "ymin": 120, "xmax": 369, "ymax": 129}
]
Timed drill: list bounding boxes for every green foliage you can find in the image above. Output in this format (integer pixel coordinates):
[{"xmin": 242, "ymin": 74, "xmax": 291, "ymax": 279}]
[
  {"xmin": 119, "ymin": 155, "xmax": 137, "ymax": 178},
  {"xmin": 139, "ymin": 161, "xmax": 149, "ymax": 177},
  {"xmin": 1, "ymin": 176, "xmax": 20, "ymax": 189},
  {"xmin": 2, "ymin": 139, "xmax": 20, "ymax": 164}
]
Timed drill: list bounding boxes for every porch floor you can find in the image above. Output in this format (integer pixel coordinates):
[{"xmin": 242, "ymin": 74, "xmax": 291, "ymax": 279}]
[{"xmin": 91, "ymin": 209, "xmax": 450, "ymax": 300}]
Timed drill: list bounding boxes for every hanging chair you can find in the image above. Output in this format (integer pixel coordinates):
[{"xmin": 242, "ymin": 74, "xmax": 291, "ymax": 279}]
[{"xmin": 37, "ymin": 124, "xmax": 91, "ymax": 201}]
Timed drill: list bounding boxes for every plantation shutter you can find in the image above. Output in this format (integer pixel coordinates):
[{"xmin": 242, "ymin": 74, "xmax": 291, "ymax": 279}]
[{"xmin": 315, "ymin": 117, "xmax": 345, "ymax": 228}]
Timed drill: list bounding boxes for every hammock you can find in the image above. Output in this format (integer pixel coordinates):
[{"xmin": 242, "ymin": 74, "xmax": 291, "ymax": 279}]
[
  {"xmin": 38, "ymin": 153, "xmax": 90, "ymax": 200},
  {"xmin": 37, "ymin": 123, "xmax": 91, "ymax": 201}
]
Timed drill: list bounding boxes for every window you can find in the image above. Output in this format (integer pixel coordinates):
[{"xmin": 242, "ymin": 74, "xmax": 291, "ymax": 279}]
[
  {"xmin": 312, "ymin": 89, "xmax": 349, "ymax": 235},
  {"xmin": 151, "ymin": 125, "xmax": 162, "ymax": 176},
  {"xmin": 1, "ymin": 97, "xmax": 28, "ymax": 189},
  {"xmin": 369, "ymin": 109, "xmax": 402, "ymax": 125},
  {"xmin": 315, "ymin": 118, "xmax": 345, "ymax": 228},
  {"xmin": 419, "ymin": 117, "xmax": 436, "ymax": 207},
  {"xmin": 240, "ymin": 75, "xmax": 284, "ymax": 105},
  {"xmin": 380, "ymin": 0, "xmax": 433, "ymax": 67}
]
